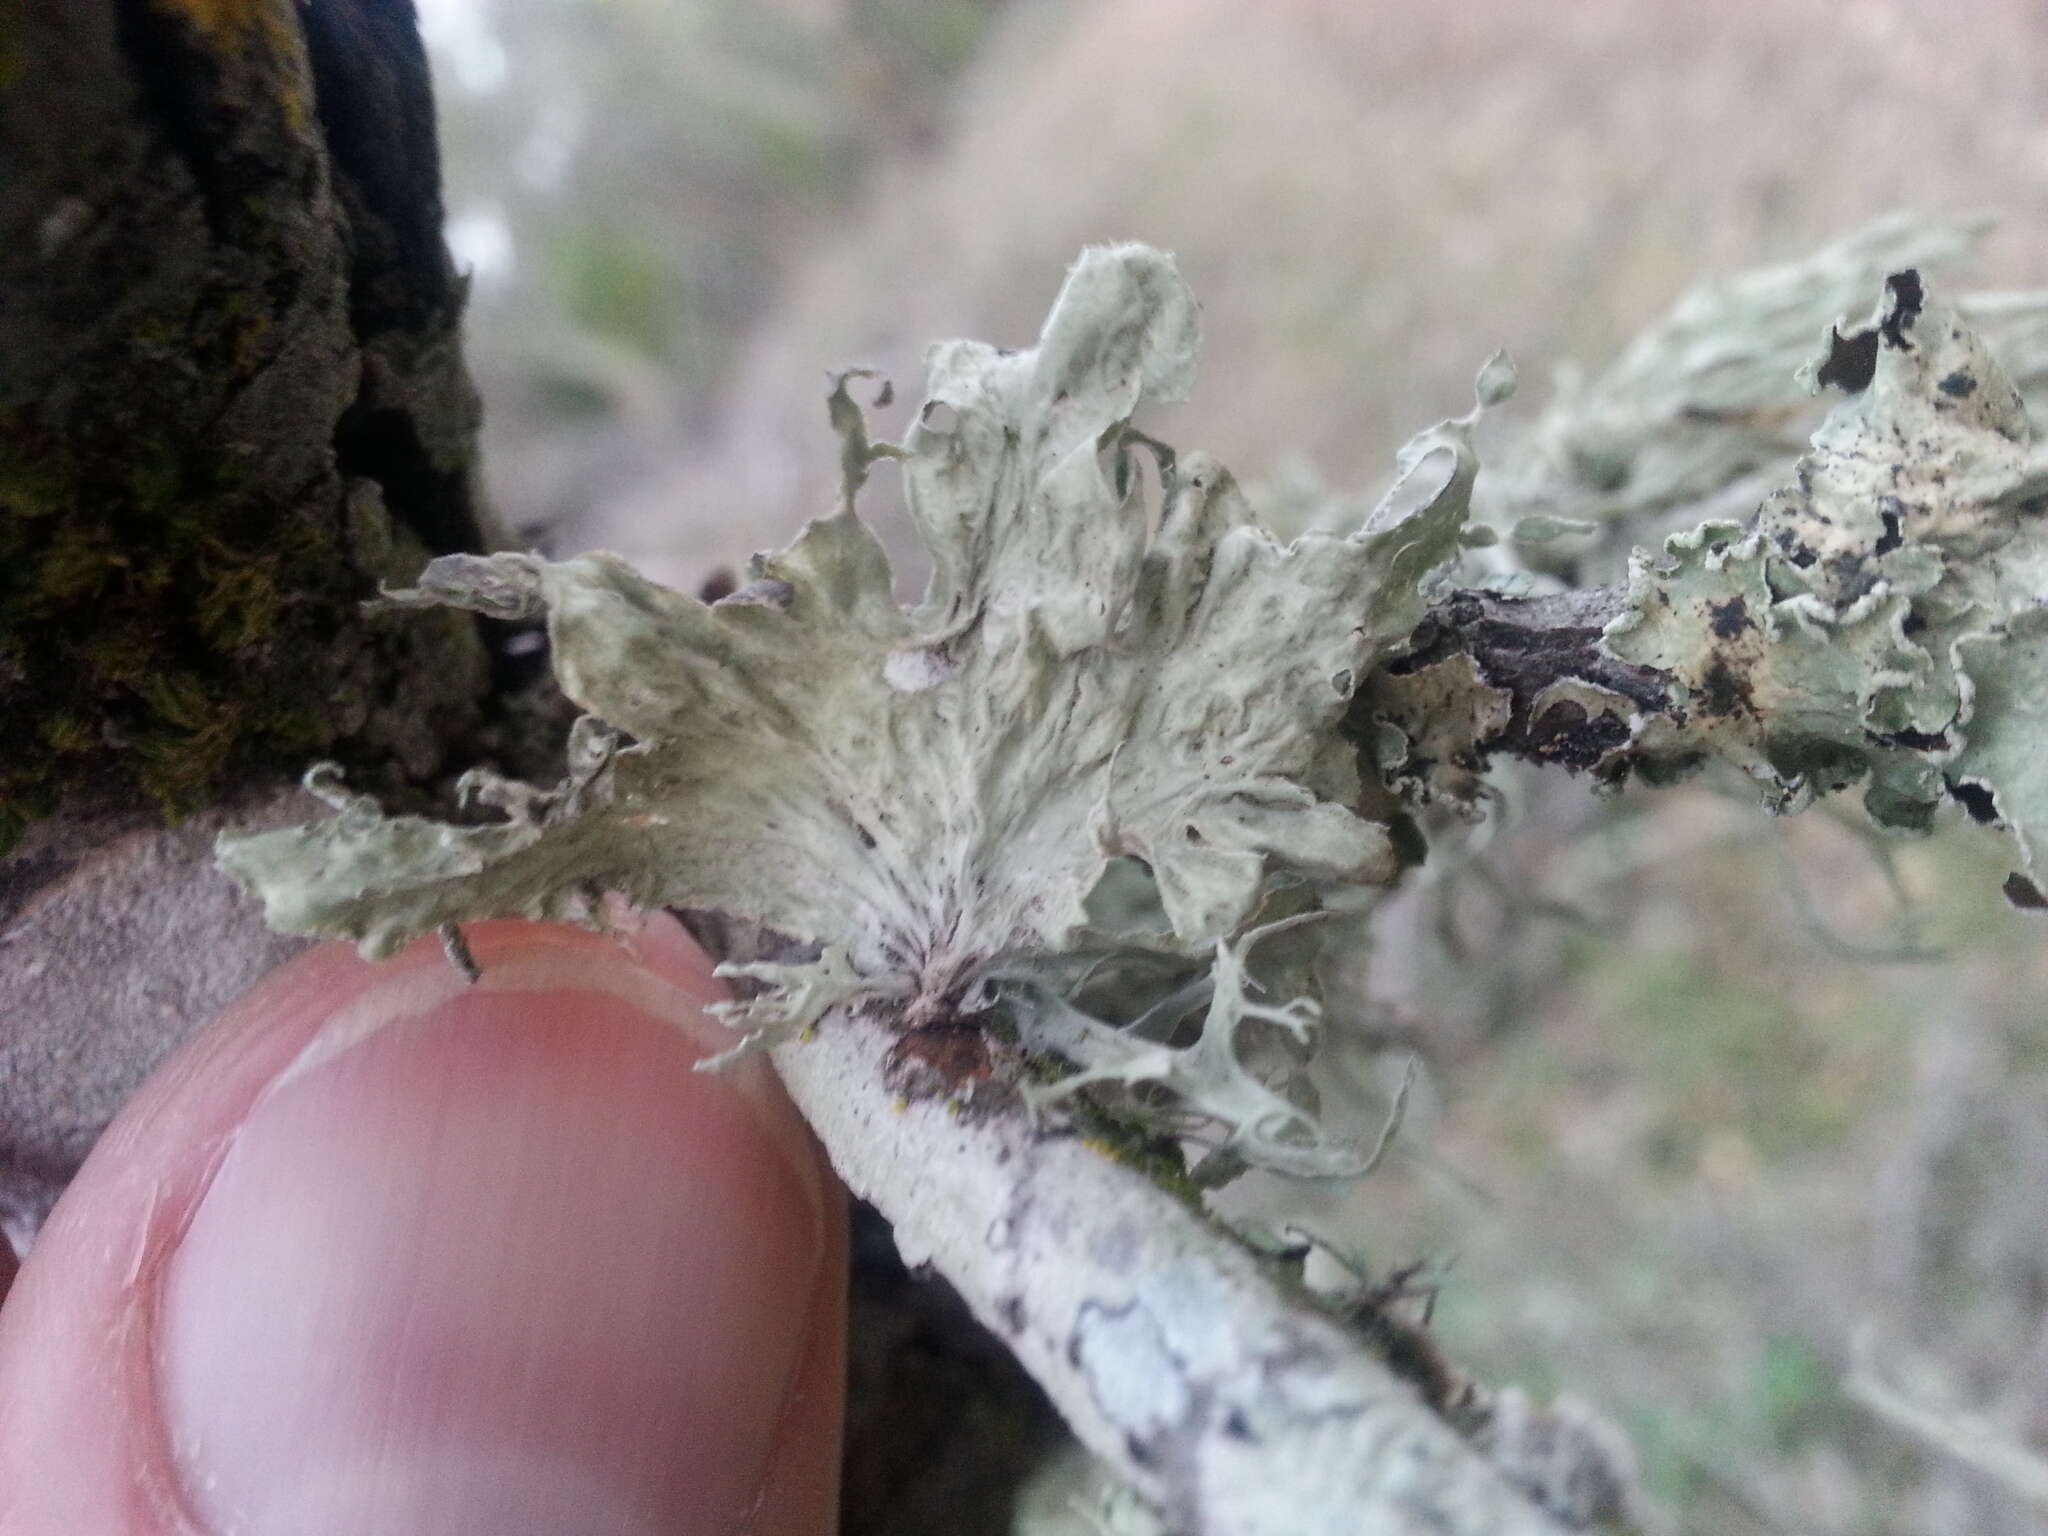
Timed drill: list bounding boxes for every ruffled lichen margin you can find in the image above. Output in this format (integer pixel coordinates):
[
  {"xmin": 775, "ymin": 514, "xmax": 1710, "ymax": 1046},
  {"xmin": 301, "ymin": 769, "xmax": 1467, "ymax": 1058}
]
[
  {"xmin": 219, "ymin": 243, "xmax": 1491, "ymax": 1177},
  {"xmin": 1365, "ymin": 262, "xmax": 2048, "ymax": 912}
]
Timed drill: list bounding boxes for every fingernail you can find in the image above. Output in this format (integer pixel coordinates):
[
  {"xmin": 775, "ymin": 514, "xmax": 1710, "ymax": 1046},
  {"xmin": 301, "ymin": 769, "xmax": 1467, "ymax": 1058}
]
[{"xmin": 155, "ymin": 921, "xmax": 828, "ymax": 1536}]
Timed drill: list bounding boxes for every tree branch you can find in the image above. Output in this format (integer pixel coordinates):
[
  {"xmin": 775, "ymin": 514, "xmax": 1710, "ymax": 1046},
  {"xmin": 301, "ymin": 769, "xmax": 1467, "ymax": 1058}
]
[
  {"xmin": 1359, "ymin": 585, "xmax": 1674, "ymax": 796},
  {"xmin": 773, "ymin": 1009, "xmax": 1586, "ymax": 1536}
]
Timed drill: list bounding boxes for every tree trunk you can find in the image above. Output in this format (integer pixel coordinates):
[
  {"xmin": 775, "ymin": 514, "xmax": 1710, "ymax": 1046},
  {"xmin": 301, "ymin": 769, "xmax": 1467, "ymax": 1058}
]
[{"xmin": 0, "ymin": 0, "xmax": 518, "ymax": 1244}]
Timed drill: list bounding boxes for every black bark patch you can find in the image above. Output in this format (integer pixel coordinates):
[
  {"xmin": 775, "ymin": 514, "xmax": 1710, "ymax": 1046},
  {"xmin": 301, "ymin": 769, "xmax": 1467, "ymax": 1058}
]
[
  {"xmin": 334, "ymin": 401, "xmax": 473, "ymax": 556},
  {"xmin": 842, "ymin": 1201, "xmax": 1066, "ymax": 1534},
  {"xmin": 112, "ymin": 1, "xmax": 256, "ymax": 240},
  {"xmin": 1874, "ymin": 501, "xmax": 1904, "ymax": 556},
  {"xmin": 300, "ymin": 0, "xmax": 457, "ymax": 333},
  {"xmin": 1939, "ymin": 369, "xmax": 1978, "ymax": 399}
]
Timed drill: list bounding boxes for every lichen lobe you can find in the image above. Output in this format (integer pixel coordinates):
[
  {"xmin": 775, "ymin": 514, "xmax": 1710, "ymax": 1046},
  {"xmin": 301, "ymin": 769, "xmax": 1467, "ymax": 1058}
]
[
  {"xmin": 1603, "ymin": 269, "xmax": 2048, "ymax": 874},
  {"xmin": 219, "ymin": 247, "xmax": 1483, "ymax": 1131}
]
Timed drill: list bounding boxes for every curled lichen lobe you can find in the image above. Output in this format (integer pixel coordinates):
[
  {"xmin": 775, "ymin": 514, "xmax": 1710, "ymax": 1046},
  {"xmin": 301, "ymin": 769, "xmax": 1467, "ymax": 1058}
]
[
  {"xmin": 219, "ymin": 246, "xmax": 1486, "ymax": 1169},
  {"xmin": 1599, "ymin": 270, "xmax": 2048, "ymax": 862}
]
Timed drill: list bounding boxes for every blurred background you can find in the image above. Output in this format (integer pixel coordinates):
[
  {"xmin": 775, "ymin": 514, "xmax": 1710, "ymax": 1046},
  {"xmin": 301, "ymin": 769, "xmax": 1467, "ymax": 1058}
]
[{"xmin": 417, "ymin": 1, "xmax": 2048, "ymax": 1530}]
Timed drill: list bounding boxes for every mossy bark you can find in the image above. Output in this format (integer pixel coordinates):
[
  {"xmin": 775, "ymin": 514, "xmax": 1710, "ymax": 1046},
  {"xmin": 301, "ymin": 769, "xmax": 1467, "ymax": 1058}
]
[{"xmin": 0, "ymin": 0, "xmax": 502, "ymax": 844}]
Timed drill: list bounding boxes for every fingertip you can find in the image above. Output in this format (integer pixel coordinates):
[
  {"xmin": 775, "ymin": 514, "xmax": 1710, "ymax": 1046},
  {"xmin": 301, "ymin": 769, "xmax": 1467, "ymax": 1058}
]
[{"xmin": 0, "ymin": 916, "xmax": 845, "ymax": 1535}]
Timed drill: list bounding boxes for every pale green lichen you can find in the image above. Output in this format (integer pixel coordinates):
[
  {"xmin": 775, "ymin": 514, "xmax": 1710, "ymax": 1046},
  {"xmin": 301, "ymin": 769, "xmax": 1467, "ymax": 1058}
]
[
  {"xmin": 1602, "ymin": 270, "xmax": 2048, "ymax": 888},
  {"xmin": 220, "ymin": 246, "xmax": 1484, "ymax": 1157},
  {"xmin": 1479, "ymin": 212, "xmax": 1992, "ymax": 551},
  {"xmin": 1473, "ymin": 211, "xmax": 2048, "ymax": 582}
]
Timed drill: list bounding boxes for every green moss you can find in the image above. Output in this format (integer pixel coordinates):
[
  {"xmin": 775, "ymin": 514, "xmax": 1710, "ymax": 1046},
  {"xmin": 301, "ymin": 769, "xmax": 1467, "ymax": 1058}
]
[
  {"xmin": 1065, "ymin": 1092, "xmax": 1209, "ymax": 1211},
  {"xmin": 37, "ymin": 712, "xmax": 96, "ymax": 753}
]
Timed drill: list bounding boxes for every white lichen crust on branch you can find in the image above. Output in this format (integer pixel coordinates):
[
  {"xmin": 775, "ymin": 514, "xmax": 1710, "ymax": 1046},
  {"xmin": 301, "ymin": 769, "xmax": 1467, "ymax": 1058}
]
[
  {"xmin": 773, "ymin": 1008, "xmax": 1582, "ymax": 1536},
  {"xmin": 219, "ymin": 244, "xmax": 1489, "ymax": 1157}
]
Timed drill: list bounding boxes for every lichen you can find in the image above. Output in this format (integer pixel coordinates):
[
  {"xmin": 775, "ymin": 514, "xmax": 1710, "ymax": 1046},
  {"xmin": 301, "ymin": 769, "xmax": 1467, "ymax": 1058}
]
[
  {"xmin": 1478, "ymin": 212, "xmax": 1993, "ymax": 553},
  {"xmin": 220, "ymin": 245, "xmax": 1486, "ymax": 1171},
  {"xmin": 1601, "ymin": 270, "xmax": 2048, "ymax": 888}
]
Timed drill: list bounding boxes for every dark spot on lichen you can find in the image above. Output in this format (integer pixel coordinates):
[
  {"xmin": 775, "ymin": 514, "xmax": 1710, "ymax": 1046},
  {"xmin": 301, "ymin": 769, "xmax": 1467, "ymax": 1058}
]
[
  {"xmin": 1387, "ymin": 811, "xmax": 1428, "ymax": 868},
  {"xmin": 1222, "ymin": 1409, "xmax": 1256, "ymax": 1441},
  {"xmin": 1939, "ymin": 369, "xmax": 1978, "ymax": 399},
  {"xmin": 855, "ymin": 823, "xmax": 877, "ymax": 849},
  {"xmin": 1636, "ymin": 750, "xmax": 1709, "ymax": 788},
  {"xmin": 1816, "ymin": 325, "xmax": 1880, "ymax": 393},
  {"xmin": 1882, "ymin": 269, "xmax": 1924, "ymax": 347},
  {"xmin": 1708, "ymin": 596, "xmax": 1750, "ymax": 640},
  {"xmin": 1774, "ymin": 528, "xmax": 1820, "ymax": 568},
  {"xmin": 2002, "ymin": 872, "xmax": 2048, "ymax": 911},
  {"xmin": 1874, "ymin": 499, "xmax": 1904, "ymax": 556},
  {"xmin": 1950, "ymin": 779, "xmax": 2000, "ymax": 825},
  {"xmin": 1875, "ymin": 725, "xmax": 1949, "ymax": 753},
  {"xmin": 1698, "ymin": 658, "xmax": 1750, "ymax": 718},
  {"xmin": 998, "ymin": 1294, "xmax": 1029, "ymax": 1334},
  {"xmin": 1521, "ymin": 699, "xmax": 1629, "ymax": 773},
  {"xmin": 697, "ymin": 567, "xmax": 737, "ymax": 603},
  {"xmin": 1824, "ymin": 550, "xmax": 1879, "ymax": 605}
]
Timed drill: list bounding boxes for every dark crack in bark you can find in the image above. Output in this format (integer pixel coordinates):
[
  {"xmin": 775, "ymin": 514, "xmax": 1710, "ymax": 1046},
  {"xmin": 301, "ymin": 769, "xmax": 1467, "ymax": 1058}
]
[{"xmin": 1357, "ymin": 586, "xmax": 1685, "ymax": 797}]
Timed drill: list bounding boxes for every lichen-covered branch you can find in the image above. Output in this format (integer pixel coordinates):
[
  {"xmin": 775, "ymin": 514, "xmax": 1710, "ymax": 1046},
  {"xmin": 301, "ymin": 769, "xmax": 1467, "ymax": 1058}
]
[
  {"xmin": 218, "ymin": 246, "xmax": 1623, "ymax": 1533},
  {"xmin": 1472, "ymin": 212, "xmax": 2048, "ymax": 569},
  {"xmin": 1366, "ymin": 266, "xmax": 2048, "ymax": 909},
  {"xmin": 212, "ymin": 223, "xmax": 2048, "ymax": 1531},
  {"xmin": 772, "ymin": 1008, "xmax": 1587, "ymax": 1536}
]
